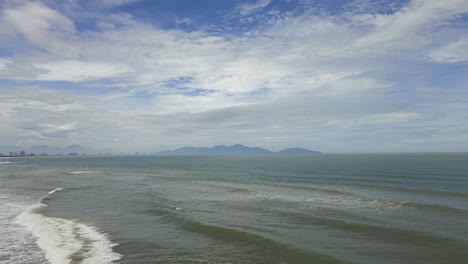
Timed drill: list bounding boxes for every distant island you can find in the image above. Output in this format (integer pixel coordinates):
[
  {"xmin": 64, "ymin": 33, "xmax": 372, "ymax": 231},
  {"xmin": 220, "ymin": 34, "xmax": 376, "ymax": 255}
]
[{"xmin": 157, "ymin": 144, "xmax": 321, "ymax": 155}]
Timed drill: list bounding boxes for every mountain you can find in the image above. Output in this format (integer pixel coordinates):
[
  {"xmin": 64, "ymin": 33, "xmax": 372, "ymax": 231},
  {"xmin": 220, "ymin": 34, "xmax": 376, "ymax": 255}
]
[
  {"xmin": 278, "ymin": 147, "xmax": 321, "ymax": 154},
  {"xmin": 26, "ymin": 145, "xmax": 63, "ymax": 154},
  {"xmin": 158, "ymin": 144, "xmax": 320, "ymax": 155},
  {"xmin": 1, "ymin": 144, "xmax": 320, "ymax": 156},
  {"xmin": 158, "ymin": 144, "xmax": 273, "ymax": 155}
]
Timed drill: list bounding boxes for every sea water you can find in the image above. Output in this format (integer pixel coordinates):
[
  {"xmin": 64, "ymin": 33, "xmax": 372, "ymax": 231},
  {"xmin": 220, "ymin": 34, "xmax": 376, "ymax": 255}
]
[{"xmin": 1, "ymin": 154, "xmax": 467, "ymax": 264}]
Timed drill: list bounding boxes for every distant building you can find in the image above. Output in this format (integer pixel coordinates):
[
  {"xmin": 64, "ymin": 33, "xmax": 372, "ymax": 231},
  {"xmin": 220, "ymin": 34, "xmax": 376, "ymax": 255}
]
[
  {"xmin": 9, "ymin": 152, "xmax": 13, "ymax": 156},
  {"xmin": 20, "ymin": 151, "xmax": 26, "ymax": 156}
]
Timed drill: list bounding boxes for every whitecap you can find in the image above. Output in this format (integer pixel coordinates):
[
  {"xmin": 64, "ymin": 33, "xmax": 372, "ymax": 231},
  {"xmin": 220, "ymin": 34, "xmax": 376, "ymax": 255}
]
[
  {"xmin": 0, "ymin": 196, "xmax": 48, "ymax": 264},
  {"xmin": 16, "ymin": 205, "xmax": 121, "ymax": 264},
  {"xmin": 48, "ymin": 188, "xmax": 65, "ymax": 195}
]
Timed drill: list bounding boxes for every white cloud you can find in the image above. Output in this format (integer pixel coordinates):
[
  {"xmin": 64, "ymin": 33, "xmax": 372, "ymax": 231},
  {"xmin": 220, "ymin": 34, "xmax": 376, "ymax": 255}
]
[
  {"xmin": 33, "ymin": 60, "xmax": 133, "ymax": 81},
  {"xmin": 0, "ymin": 58, "xmax": 11, "ymax": 69},
  {"xmin": 320, "ymin": 77, "xmax": 392, "ymax": 96},
  {"xmin": 359, "ymin": 112, "xmax": 423, "ymax": 124},
  {"xmin": 354, "ymin": 0, "xmax": 468, "ymax": 52},
  {"xmin": 429, "ymin": 37, "xmax": 468, "ymax": 63},
  {"xmin": 149, "ymin": 92, "xmax": 261, "ymax": 115},
  {"xmin": 40, "ymin": 122, "xmax": 77, "ymax": 132},
  {"xmin": 97, "ymin": 0, "xmax": 140, "ymax": 7},
  {"xmin": 0, "ymin": 0, "xmax": 442, "ymax": 93},
  {"xmin": 236, "ymin": 0, "xmax": 272, "ymax": 15},
  {"xmin": 175, "ymin": 18, "xmax": 192, "ymax": 25},
  {"xmin": 0, "ymin": 0, "xmax": 467, "ymax": 152},
  {"xmin": 3, "ymin": 1, "xmax": 77, "ymax": 55}
]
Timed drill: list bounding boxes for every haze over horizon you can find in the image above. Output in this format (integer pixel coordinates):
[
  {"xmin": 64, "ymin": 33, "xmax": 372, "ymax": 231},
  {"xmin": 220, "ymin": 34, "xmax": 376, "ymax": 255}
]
[{"xmin": 0, "ymin": 0, "xmax": 467, "ymax": 153}]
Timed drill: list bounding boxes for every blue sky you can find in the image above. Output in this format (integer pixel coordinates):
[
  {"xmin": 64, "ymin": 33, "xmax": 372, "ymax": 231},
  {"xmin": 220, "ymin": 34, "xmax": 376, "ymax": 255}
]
[{"xmin": 0, "ymin": 0, "xmax": 467, "ymax": 152}]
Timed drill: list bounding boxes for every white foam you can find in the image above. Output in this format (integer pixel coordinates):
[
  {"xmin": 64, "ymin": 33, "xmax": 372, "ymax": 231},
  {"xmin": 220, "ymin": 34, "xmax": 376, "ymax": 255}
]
[
  {"xmin": 0, "ymin": 195, "xmax": 48, "ymax": 264},
  {"xmin": 16, "ymin": 205, "xmax": 121, "ymax": 264},
  {"xmin": 48, "ymin": 188, "xmax": 65, "ymax": 195},
  {"xmin": 0, "ymin": 161, "xmax": 22, "ymax": 164},
  {"xmin": 69, "ymin": 171, "xmax": 99, "ymax": 174}
]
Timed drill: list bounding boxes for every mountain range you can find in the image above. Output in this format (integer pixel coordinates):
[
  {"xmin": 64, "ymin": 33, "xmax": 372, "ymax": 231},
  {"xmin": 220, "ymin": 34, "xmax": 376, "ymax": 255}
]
[
  {"xmin": 157, "ymin": 144, "xmax": 320, "ymax": 155},
  {"xmin": 0, "ymin": 144, "xmax": 321, "ymax": 156}
]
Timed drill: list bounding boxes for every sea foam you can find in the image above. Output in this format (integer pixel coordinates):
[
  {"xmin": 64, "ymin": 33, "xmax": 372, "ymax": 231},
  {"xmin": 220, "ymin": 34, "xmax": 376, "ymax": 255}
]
[
  {"xmin": 48, "ymin": 188, "xmax": 65, "ymax": 195},
  {"xmin": 15, "ymin": 190, "xmax": 121, "ymax": 264},
  {"xmin": 0, "ymin": 194, "xmax": 48, "ymax": 264}
]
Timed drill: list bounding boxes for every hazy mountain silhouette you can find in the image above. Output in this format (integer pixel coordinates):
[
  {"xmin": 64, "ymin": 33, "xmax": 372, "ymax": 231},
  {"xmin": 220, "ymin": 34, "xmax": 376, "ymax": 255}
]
[
  {"xmin": 278, "ymin": 147, "xmax": 321, "ymax": 154},
  {"xmin": 158, "ymin": 144, "xmax": 320, "ymax": 155}
]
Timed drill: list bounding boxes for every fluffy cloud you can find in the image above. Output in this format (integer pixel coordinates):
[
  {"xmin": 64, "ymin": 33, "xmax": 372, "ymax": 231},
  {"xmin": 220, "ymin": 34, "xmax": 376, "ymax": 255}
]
[
  {"xmin": 355, "ymin": 0, "xmax": 468, "ymax": 48},
  {"xmin": 0, "ymin": 58, "xmax": 11, "ymax": 70},
  {"xmin": 429, "ymin": 37, "xmax": 468, "ymax": 63},
  {"xmin": 34, "ymin": 60, "xmax": 133, "ymax": 81},
  {"xmin": 3, "ymin": 1, "xmax": 77, "ymax": 55},
  {"xmin": 236, "ymin": 0, "xmax": 272, "ymax": 15},
  {"xmin": 0, "ymin": 0, "xmax": 466, "ymax": 152}
]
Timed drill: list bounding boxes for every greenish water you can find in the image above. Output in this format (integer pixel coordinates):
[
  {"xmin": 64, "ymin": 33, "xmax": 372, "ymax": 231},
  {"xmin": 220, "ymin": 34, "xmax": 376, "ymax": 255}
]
[{"xmin": 1, "ymin": 154, "xmax": 468, "ymax": 264}]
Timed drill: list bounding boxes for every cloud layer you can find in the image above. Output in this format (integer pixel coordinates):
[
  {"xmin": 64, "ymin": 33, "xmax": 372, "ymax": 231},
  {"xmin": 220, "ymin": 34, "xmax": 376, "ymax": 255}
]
[{"xmin": 0, "ymin": 0, "xmax": 467, "ymax": 152}]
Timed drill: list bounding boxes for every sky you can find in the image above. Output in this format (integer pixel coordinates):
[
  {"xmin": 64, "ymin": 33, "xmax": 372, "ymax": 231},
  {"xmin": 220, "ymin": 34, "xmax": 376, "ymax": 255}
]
[{"xmin": 0, "ymin": 0, "xmax": 467, "ymax": 153}]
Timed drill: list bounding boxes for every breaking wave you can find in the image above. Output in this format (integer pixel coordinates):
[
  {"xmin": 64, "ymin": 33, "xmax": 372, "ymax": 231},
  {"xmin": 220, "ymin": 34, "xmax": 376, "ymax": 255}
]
[
  {"xmin": 68, "ymin": 171, "xmax": 99, "ymax": 174},
  {"xmin": 15, "ymin": 189, "xmax": 121, "ymax": 264},
  {"xmin": 48, "ymin": 188, "xmax": 66, "ymax": 195}
]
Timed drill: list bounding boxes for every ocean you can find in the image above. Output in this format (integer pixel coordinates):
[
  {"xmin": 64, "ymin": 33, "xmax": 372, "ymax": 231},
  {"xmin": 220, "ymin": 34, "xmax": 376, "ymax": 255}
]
[{"xmin": 1, "ymin": 154, "xmax": 467, "ymax": 264}]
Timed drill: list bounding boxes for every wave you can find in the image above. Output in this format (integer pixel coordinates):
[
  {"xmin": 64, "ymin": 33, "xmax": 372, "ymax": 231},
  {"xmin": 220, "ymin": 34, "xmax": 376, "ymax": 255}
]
[
  {"xmin": 48, "ymin": 188, "xmax": 66, "ymax": 195},
  {"xmin": 15, "ymin": 190, "xmax": 121, "ymax": 264},
  {"xmin": 0, "ymin": 193, "xmax": 49, "ymax": 264},
  {"xmin": 263, "ymin": 182, "xmax": 353, "ymax": 196},
  {"xmin": 0, "ymin": 161, "xmax": 22, "ymax": 165},
  {"xmin": 183, "ymin": 221, "xmax": 347, "ymax": 264},
  {"xmin": 68, "ymin": 171, "xmax": 99, "ymax": 174},
  {"xmin": 143, "ymin": 207, "xmax": 347, "ymax": 264},
  {"xmin": 219, "ymin": 183, "xmax": 468, "ymax": 215},
  {"xmin": 279, "ymin": 210, "xmax": 467, "ymax": 247},
  {"xmin": 398, "ymin": 201, "xmax": 468, "ymax": 215},
  {"xmin": 387, "ymin": 186, "xmax": 468, "ymax": 199}
]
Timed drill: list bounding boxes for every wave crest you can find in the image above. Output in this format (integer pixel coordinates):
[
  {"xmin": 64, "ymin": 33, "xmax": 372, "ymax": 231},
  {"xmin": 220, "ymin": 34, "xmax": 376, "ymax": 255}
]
[
  {"xmin": 16, "ymin": 204, "xmax": 121, "ymax": 264},
  {"xmin": 48, "ymin": 188, "xmax": 65, "ymax": 195}
]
